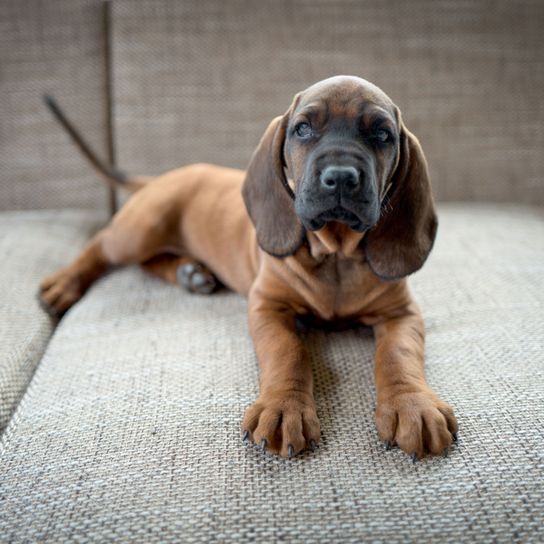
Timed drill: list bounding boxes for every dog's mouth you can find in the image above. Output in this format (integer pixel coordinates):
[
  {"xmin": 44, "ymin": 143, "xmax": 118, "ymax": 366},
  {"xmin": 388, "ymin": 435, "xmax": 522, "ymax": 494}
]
[{"xmin": 305, "ymin": 206, "xmax": 367, "ymax": 232}]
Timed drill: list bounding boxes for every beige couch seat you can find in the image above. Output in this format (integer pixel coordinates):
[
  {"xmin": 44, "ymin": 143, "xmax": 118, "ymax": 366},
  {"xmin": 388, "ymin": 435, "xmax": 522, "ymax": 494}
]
[
  {"xmin": 1, "ymin": 204, "xmax": 542, "ymax": 542},
  {"xmin": 0, "ymin": 209, "xmax": 105, "ymax": 432}
]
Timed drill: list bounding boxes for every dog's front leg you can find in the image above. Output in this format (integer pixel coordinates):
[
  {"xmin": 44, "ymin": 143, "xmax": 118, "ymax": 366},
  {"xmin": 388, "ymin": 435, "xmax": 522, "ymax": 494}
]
[
  {"xmin": 373, "ymin": 304, "xmax": 458, "ymax": 460},
  {"xmin": 242, "ymin": 291, "xmax": 320, "ymax": 458}
]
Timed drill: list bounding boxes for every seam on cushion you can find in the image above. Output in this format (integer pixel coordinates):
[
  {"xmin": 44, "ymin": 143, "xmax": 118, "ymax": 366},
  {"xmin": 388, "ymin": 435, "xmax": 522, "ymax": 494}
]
[{"xmin": 0, "ymin": 314, "xmax": 61, "ymax": 442}]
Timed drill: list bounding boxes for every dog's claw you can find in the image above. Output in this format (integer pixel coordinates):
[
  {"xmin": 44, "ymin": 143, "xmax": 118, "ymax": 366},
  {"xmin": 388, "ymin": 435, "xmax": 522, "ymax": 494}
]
[
  {"xmin": 411, "ymin": 452, "xmax": 418, "ymax": 464},
  {"xmin": 288, "ymin": 444, "xmax": 295, "ymax": 459},
  {"xmin": 260, "ymin": 438, "xmax": 267, "ymax": 453},
  {"xmin": 452, "ymin": 432, "xmax": 458, "ymax": 443},
  {"xmin": 443, "ymin": 448, "xmax": 449, "ymax": 458},
  {"xmin": 309, "ymin": 439, "xmax": 318, "ymax": 452},
  {"xmin": 384, "ymin": 440, "xmax": 392, "ymax": 451},
  {"xmin": 242, "ymin": 430, "xmax": 249, "ymax": 442}
]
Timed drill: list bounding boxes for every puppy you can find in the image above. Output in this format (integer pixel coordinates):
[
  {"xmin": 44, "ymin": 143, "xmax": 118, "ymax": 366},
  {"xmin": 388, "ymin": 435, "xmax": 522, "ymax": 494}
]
[{"xmin": 40, "ymin": 76, "xmax": 458, "ymax": 460}]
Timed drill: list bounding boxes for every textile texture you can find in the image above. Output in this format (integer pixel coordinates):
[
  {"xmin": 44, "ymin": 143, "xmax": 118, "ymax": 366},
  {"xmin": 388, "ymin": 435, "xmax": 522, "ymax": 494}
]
[
  {"xmin": 111, "ymin": 0, "xmax": 544, "ymax": 204},
  {"xmin": 0, "ymin": 0, "xmax": 109, "ymax": 210},
  {"xmin": 0, "ymin": 209, "xmax": 104, "ymax": 431},
  {"xmin": 1, "ymin": 204, "xmax": 543, "ymax": 542}
]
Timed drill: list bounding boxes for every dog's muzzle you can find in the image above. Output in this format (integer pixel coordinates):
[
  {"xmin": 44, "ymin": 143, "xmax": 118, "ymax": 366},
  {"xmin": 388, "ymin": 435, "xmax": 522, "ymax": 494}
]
[{"xmin": 296, "ymin": 164, "xmax": 380, "ymax": 232}]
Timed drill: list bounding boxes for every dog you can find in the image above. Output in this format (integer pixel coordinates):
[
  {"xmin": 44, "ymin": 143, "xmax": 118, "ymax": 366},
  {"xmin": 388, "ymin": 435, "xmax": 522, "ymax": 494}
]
[{"xmin": 40, "ymin": 75, "xmax": 458, "ymax": 461}]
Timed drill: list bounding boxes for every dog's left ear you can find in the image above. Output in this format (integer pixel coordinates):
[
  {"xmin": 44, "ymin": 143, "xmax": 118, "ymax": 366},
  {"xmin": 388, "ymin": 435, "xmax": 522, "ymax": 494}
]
[
  {"xmin": 364, "ymin": 121, "xmax": 438, "ymax": 280},
  {"xmin": 242, "ymin": 110, "xmax": 305, "ymax": 258}
]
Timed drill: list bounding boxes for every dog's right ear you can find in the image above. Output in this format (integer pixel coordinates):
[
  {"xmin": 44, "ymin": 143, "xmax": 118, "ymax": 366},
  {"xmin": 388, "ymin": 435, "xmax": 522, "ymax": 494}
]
[{"xmin": 242, "ymin": 113, "xmax": 305, "ymax": 258}]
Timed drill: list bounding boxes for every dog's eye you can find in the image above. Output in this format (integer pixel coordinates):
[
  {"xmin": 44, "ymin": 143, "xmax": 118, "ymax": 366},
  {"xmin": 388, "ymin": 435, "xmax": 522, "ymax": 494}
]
[
  {"xmin": 373, "ymin": 129, "xmax": 392, "ymax": 144},
  {"xmin": 295, "ymin": 122, "xmax": 312, "ymax": 138}
]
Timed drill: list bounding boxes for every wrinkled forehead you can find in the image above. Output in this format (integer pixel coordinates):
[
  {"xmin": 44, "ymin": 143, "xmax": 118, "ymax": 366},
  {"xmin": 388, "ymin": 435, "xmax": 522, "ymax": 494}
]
[{"xmin": 293, "ymin": 76, "xmax": 398, "ymax": 126}]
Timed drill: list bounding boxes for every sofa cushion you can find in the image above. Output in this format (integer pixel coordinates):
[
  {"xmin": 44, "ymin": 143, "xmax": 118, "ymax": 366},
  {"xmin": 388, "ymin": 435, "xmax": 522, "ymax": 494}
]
[
  {"xmin": 0, "ymin": 204, "xmax": 543, "ymax": 541},
  {"xmin": 0, "ymin": 209, "xmax": 104, "ymax": 431}
]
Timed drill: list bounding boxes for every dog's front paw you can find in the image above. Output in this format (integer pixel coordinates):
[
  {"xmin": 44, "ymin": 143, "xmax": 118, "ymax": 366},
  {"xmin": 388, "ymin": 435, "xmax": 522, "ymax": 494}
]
[
  {"xmin": 242, "ymin": 390, "xmax": 320, "ymax": 458},
  {"xmin": 376, "ymin": 387, "xmax": 458, "ymax": 460}
]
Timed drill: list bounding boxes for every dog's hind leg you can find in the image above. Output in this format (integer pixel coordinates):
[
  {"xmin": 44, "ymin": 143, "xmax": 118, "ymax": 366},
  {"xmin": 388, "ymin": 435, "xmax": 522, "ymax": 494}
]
[
  {"xmin": 39, "ymin": 212, "xmax": 177, "ymax": 317},
  {"xmin": 141, "ymin": 254, "xmax": 218, "ymax": 295}
]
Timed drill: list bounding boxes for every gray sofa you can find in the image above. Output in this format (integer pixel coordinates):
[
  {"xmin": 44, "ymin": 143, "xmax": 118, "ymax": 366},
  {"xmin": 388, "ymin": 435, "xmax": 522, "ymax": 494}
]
[{"xmin": 1, "ymin": 1, "xmax": 543, "ymax": 542}]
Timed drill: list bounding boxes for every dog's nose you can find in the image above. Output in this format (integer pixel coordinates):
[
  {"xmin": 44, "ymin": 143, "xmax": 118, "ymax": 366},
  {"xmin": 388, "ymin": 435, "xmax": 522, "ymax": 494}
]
[{"xmin": 320, "ymin": 166, "xmax": 360, "ymax": 193}]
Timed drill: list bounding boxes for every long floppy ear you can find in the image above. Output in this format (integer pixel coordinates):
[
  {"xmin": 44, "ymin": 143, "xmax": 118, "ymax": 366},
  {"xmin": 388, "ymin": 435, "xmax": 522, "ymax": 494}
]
[
  {"xmin": 242, "ymin": 114, "xmax": 305, "ymax": 257},
  {"xmin": 364, "ymin": 122, "xmax": 438, "ymax": 280}
]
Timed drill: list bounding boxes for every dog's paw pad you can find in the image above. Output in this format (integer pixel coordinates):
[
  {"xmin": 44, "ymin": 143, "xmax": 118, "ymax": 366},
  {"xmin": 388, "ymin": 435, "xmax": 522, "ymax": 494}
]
[{"xmin": 177, "ymin": 262, "xmax": 217, "ymax": 294}]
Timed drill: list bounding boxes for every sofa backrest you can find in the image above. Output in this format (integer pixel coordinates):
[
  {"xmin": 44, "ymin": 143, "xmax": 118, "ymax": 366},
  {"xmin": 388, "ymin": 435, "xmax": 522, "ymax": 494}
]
[
  {"xmin": 0, "ymin": 0, "xmax": 109, "ymax": 210},
  {"xmin": 2, "ymin": 0, "xmax": 543, "ymax": 210}
]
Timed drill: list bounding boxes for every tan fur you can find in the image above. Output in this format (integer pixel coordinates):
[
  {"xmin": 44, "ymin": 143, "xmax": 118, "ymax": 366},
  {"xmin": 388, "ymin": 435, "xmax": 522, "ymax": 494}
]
[{"xmin": 40, "ymin": 77, "xmax": 457, "ymax": 460}]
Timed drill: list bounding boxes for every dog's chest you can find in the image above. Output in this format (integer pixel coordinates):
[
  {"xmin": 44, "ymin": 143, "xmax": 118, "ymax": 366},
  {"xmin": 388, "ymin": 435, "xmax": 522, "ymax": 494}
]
[{"xmin": 300, "ymin": 253, "xmax": 375, "ymax": 320}]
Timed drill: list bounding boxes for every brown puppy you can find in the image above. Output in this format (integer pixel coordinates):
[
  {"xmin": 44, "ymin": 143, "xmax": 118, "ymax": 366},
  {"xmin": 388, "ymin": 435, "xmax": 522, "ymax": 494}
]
[{"xmin": 40, "ymin": 76, "xmax": 458, "ymax": 460}]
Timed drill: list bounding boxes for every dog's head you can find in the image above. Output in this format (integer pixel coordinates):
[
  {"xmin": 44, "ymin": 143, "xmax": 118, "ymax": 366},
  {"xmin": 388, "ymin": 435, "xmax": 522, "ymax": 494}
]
[{"xmin": 242, "ymin": 75, "xmax": 437, "ymax": 280}]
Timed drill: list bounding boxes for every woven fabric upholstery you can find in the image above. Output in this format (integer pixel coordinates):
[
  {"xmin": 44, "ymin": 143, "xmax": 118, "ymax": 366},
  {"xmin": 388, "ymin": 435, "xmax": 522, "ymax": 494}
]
[
  {"xmin": 111, "ymin": 0, "xmax": 544, "ymax": 204},
  {"xmin": 1, "ymin": 204, "xmax": 542, "ymax": 542},
  {"xmin": 0, "ymin": 209, "xmax": 104, "ymax": 431},
  {"xmin": 0, "ymin": 0, "xmax": 109, "ymax": 210}
]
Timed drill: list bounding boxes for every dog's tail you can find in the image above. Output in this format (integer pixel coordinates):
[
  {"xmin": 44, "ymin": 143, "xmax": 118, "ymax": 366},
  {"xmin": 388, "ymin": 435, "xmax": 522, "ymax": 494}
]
[{"xmin": 43, "ymin": 94, "xmax": 151, "ymax": 193}]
